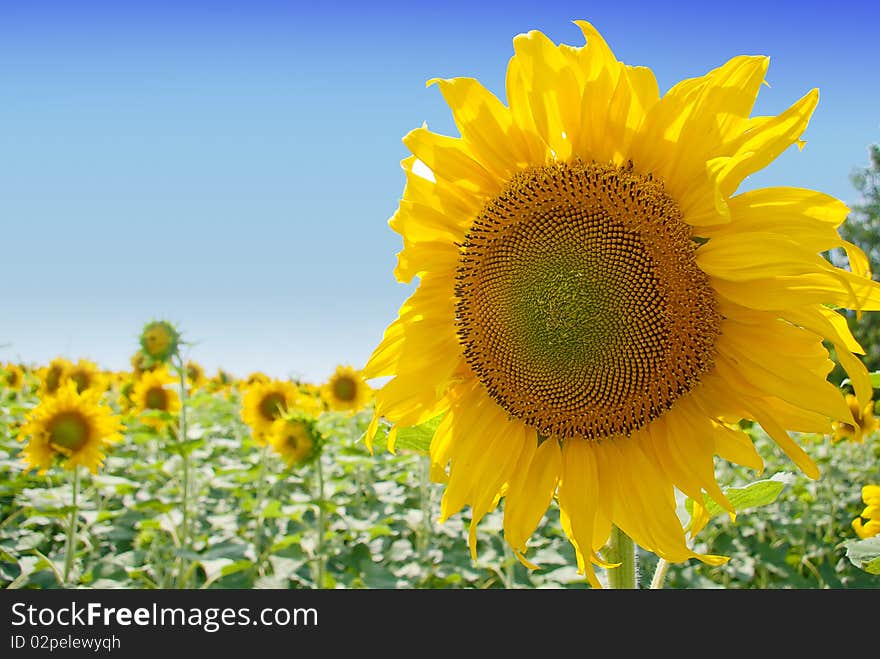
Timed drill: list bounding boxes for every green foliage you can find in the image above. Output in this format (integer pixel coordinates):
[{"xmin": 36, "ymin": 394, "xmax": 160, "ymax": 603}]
[
  {"xmin": 660, "ymin": 429, "xmax": 880, "ymax": 589},
  {"xmin": 836, "ymin": 144, "xmax": 880, "ymax": 376},
  {"xmin": 844, "ymin": 537, "xmax": 880, "ymax": 575},
  {"xmin": 2, "ymin": 379, "xmax": 878, "ymax": 589},
  {"xmin": 686, "ymin": 474, "xmax": 789, "ymax": 519}
]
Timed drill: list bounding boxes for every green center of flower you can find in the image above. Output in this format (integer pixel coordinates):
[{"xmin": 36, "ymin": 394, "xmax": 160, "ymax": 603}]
[
  {"xmin": 145, "ymin": 387, "xmax": 168, "ymax": 410},
  {"xmin": 332, "ymin": 376, "xmax": 357, "ymax": 402},
  {"xmin": 456, "ymin": 160, "xmax": 721, "ymax": 440},
  {"xmin": 48, "ymin": 411, "xmax": 90, "ymax": 452},
  {"xmin": 259, "ymin": 392, "xmax": 287, "ymax": 421}
]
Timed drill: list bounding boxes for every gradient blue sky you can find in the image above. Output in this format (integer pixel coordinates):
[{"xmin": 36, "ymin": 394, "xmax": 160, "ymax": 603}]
[{"xmin": 2, "ymin": 0, "xmax": 879, "ymax": 383}]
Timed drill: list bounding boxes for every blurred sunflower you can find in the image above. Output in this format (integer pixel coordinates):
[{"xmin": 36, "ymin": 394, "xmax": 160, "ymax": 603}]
[
  {"xmin": 185, "ymin": 360, "xmax": 207, "ymax": 393},
  {"xmin": 18, "ymin": 382, "xmax": 123, "ymax": 474},
  {"xmin": 39, "ymin": 357, "xmax": 72, "ymax": 396},
  {"xmin": 831, "ymin": 394, "xmax": 878, "ymax": 444},
  {"xmin": 65, "ymin": 359, "xmax": 107, "ymax": 395},
  {"xmin": 2, "ymin": 363, "xmax": 23, "ymax": 391},
  {"xmin": 364, "ymin": 21, "xmax": 880, "ymax": 585},
  {"xmin": 209, "ymin": 368, "xmax": 236, "ymax": 393},
  {"xmin": 321, "ymin": 365, "xmax": 372, "ymax": 413},
  {"xmin": 131, "ymin": 368, "xmax": 181, "ymax": 430},
  {"xmin": 268, "ymin": 415, "xmax": 321, "ymax": 467},
  {"xmin": 296, "ymin": 382, "xmax": 327, "ymax": 417},
  {"xmin": 241, "ymin": 380, "xmax": 299, "ymax": 442},
  {"xmin": 139, "ymin": 320, "xmax": 180, "ymax": 364},
  {"xmin": 852, "ymin": 484, "xmax": 880, "ymax": 539},
  {"xmin": 245, "ymin": 371, "xmax": 271, "ymax": 386},
  {"xmin": 130, "ymin": 351, "xmax": 159, "ymax": 378}
]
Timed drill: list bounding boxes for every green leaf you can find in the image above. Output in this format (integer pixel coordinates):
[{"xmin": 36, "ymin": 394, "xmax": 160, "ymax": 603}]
[
  {"xmin": 841, "ymin": 371, "xmax": 880, "ymax": 388},
  {"xmin": 261, "ymin": 500, "xmax": 283, "ymax": 519},
  {"xmin": 686, "ymin": 473, "xmax": 791, "ymax": 520},
  {"xmin": 844, "ymin": 537, "xmax": 880, "ymax": 575},
  {"xmin": 393, "ymin": 418, "xmax": 439, "ymax": 453}
]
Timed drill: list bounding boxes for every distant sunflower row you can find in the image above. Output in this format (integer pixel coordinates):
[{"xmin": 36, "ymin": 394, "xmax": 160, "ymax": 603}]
[{"xmin": 1, "ymin": 357, "xmax": 372, "ymax": 475}]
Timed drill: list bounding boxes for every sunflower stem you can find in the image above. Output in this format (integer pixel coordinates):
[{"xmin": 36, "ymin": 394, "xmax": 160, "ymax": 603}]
[
  {"xmin": 650, "ymin": 558, "xmax": 670, "ymax": 589},
  {"xmin": 604, "ymin": 525, "xmax": 638, "ymax": 589},
  {"xmin": 252, "ymin": 444, "xmax": 271, "ymax": 574},
  {"xmin": 63, "ymin": 467, "xmax": 80, "ymax": 586},
  {"xmin": 416, "ymin": 454, "xmax": 433, "ymax": 563},
  {"xmin": 175, "ymin": 355, "xmax": 191, "ymax": 589},
  {"xmin": 314, "ymin": 453, "xmax": 326, "ymax": 589}
]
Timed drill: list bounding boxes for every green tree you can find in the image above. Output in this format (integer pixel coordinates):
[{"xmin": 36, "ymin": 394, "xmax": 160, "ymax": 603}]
[{"xmin": 838, "ymin": 145, "xmax": 880, "ymax": 373}]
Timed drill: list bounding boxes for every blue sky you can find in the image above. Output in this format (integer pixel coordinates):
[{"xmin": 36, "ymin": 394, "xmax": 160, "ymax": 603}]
[{"xmin": 1, "ymin": 0, "xmax": 878, "ymax": 383}]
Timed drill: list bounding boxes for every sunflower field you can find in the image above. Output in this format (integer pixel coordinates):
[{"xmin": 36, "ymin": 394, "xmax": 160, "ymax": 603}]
[
  {"xmin": 3, "ymin": 19, "xmax": 880, "ymax": 592},
  {"xmin": 0, "ymin": 342, "xmax": 878, "ymax": 590}
]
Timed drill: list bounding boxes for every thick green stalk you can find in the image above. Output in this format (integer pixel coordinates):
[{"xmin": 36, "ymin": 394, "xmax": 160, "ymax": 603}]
[
  {"xmin": 63, "ymin": 467, "xmax": 80, "ymax": 586},
  {"xmin": 604, "ymin": 525, "xmax": 638, "ymax": 589}
]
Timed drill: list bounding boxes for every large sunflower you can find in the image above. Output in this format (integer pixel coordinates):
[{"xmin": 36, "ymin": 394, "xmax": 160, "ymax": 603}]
[
  {"xmin": 19, "ymin": 382, "xmax": 123, "ymax": 474},
  {"xmin": 364, "ymin": 21, "xmax": 880, "ymax": 586},
  {"xmin": 240, "ymin": 380, "xmax": 299, "ymax": 442}
]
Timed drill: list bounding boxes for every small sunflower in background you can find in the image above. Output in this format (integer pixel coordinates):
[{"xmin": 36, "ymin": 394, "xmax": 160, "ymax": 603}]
[
  {"xmin": 18, "ymin": 382, "xmax": 123, "ymax": 474},
  {"xmin": 2, "ymin": 363, "xmax": 24, "ymax": 391},
  {"xmin": 65, "ymin": 359, "xmax": 107, "ymax": 395},
  {"xmin": 117, "ymin": 378, "xmax": 136, "ymax": 413},
  {"xmin": 241, "ymin": 380, "xmax": 299, "ymax": 442},
  {"xmin": 130, "ymin": 351, "xmax": 159, "ymax": 379},
  {"xmin": 852, "ymin": 485, "xmax": 880, "ymax": 539},
  {"xmin": 208, "ymin": 368, "xmax": 236, "ymax": 393},
  {"xmin": 139, "ymin": 320, "xmax": 181, "ymax": 365},
  {"xmin": 185, "ymin": 360, "xmax": 207, "ymax": 393},
  {"xmin": 296, "ymin": 382, "xmax": 326, "ymax": 417},
  {"xmin": 245, "ymin": 371, "xmax": 271, "ymax": 386},
  {"xmin": 131, "ymin": 368, "xmax": 181, "ymax": 430},
  {"xmin": 321, "ymin": 365, "xmax": 372, "ymax": 413},
  {"xmin": 268, "ymin": 414, "xmax": 322, "ymax": 468},
  {"xmin": 39, "ymin": 357, "xmax": 72, "ymax": 396},
  {"xmin": 831, "ymin": 394, "xmax": 878, "ymax": 444}
]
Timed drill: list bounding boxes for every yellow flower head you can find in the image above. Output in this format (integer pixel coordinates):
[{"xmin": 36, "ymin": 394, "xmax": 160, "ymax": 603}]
[
  {"xmin": 268, "ymin": 415, "xmax": 321, "ymax": 468},
  {"xmin": 852, "ymin": 484, "xmax": 880, "ymax": 539},
  {"xmin": 65, "ymin": 359, "xmax": 107, "ymax": 395},
  {"xmin": 208, "ymin": 368, "xmax": 236, "ymax": 393},
  {"xmin": 320, "ymin": 365, "xmax": 372, "ymax": 413},
  {"xmin": 131, "ymin": 368, "xmax": 181, "ymax": 430},
  {"xmin": 831, "ymin": 394, "xmax": 878, "ymax": 444},
  {"xmin": 131, "ymin": 351, "xmax": 159, "ymax": 378},
  {"xmin": 2, "ymin": 363, "xmax": 24, "ymax": 391},
  {"xmin": 241, "ymin": 380, "xmax": 299, "ymax": 442},
  {"xmin": 296, "ymin": 382, "xmax": 327, "ymax": 417},
  {"xmin": 39, "ymin": 357, "xmax": 72, "ymax": 396},
  {"xmin": 246, "ymin": 371, "xmax": 271, "ymax": 386},
  {"xmin": 186, "ymin": 360, "xmax": 207, "ymax": 393},
  {"xmin": 18, "ymin": 382, "xmax": 123, "ymax": 474},
  {"xmin": 139, "ymin": 320, "xmax": 181, "ymax": 364},
  {"xmin": 364, "ymin": 21, "xmax": 880, "ymax": 586}
]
